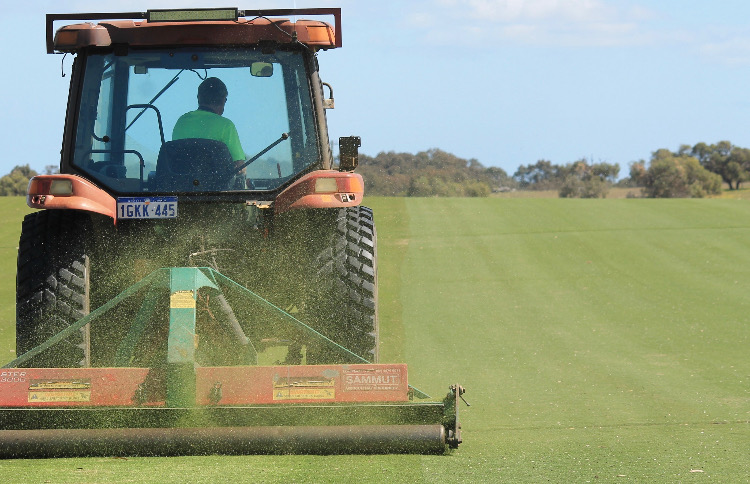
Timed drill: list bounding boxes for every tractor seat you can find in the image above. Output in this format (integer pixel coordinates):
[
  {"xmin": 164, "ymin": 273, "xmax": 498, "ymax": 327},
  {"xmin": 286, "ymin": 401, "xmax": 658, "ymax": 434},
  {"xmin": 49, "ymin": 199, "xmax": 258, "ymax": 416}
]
[{"xmin": 154, "ymin": 138, "xmax": 234, "ymax": 191}]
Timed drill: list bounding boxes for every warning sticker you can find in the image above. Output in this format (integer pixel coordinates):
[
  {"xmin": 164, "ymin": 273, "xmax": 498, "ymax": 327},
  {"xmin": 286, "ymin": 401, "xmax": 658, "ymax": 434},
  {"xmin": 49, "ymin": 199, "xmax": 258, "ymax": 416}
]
[
  {"xmin": 273, "ymin": 377, "xmax": 335, "ymax": 401},
  {"xmin": 343, "ymin": 367, "xmax": 402, "ymax": 391},
  {"xmin": 170, "ymin": 290, "xmax": 196, "ymax": 309},
  {"xmin": 28, "ymin": 391, "xmax": 91, "ymax": 403}
]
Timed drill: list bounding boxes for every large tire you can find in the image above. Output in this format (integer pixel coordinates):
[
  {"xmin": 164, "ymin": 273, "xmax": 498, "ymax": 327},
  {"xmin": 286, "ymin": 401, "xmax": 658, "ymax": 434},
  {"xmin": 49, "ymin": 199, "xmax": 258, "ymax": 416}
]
[
  {"xmin": 16, "ymin": 210, "xmax": 92, "ymax": 367},
  {"xmin": 308, "ymin": 206, "xmax": 378, "ymax": 363}
]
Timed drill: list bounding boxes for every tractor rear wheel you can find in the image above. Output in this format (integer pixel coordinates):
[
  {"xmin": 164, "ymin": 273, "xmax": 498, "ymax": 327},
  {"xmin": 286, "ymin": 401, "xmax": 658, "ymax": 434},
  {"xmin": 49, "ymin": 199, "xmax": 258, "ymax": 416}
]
[
  {"xmin": 16, "ymin": 210, "xmax": 92, "ymax": 367},
  {"xmin": 307, "ymin": 206, "xmax": 378, "ymax": 363}
]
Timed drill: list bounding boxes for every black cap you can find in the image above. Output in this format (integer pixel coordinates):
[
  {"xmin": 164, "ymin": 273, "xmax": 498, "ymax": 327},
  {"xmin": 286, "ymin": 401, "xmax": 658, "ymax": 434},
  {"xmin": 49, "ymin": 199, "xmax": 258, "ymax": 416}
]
[{"xmin": 198, "ymin": 77, "xmax": 228, "ymax": 105}]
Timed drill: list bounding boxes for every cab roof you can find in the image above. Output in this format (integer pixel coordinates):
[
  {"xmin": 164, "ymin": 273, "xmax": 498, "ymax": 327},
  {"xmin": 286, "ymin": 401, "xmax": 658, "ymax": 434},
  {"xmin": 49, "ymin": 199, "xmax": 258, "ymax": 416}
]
[{"xmin": 46, "ymin": 8, "xmax": 341, "ymax": 54}]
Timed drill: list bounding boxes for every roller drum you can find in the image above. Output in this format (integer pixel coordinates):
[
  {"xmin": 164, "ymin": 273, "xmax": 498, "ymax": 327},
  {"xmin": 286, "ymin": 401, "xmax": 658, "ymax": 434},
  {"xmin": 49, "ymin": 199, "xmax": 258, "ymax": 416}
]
[{"xmin": 0, "ymin": 425, "xmax": 446, "ymax": 458}]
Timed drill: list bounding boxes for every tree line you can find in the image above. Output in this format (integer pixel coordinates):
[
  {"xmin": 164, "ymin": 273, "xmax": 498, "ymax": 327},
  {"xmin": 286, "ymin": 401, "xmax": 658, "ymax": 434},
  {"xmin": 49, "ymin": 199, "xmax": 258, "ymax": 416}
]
[
  {"xmin": 355, "ymin": 149, "xmax": 510, "ymax": 197},
  {"xmin": 358, "ymin": 140, "xmax": 749, "ymax": 198},
  {"xmin": 512, "ymin": 158, "xmax": 620, "ymax": 198},
  {"xmin": 1, "ymin": 141, "xmax": 747, "ymax": 197},
  {"xmin": 357, "ymin": 149, "xmax": 621, "ymax": 198}
]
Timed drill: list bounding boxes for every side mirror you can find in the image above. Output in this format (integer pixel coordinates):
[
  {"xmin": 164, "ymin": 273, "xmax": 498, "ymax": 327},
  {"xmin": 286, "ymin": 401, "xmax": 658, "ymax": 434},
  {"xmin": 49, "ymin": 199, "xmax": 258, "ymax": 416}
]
[
  {"xmin": 339, "ymin": 136, "xmax": 361, "ymax": 172},
  {"xmin": 250, "ymin": 62, "xmax": 273, "ymax": 77}
]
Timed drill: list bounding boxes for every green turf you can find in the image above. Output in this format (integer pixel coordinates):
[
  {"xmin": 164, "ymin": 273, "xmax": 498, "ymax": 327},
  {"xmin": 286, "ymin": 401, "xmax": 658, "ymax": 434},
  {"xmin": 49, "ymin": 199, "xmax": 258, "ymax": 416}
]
[
  {"xmin": 0, "ymin": 196, "xmax": 748, "ymax": 482},
  {"xmin": 0, "ymin": 198, "xmax": 34, "ymax": 361}
]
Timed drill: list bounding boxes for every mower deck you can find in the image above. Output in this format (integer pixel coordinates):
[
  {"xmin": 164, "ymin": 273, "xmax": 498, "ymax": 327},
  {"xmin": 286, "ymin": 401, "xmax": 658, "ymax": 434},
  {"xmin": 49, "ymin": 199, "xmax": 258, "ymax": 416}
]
[
  {"xmin": 2, "ymin": 267, "xmax": 463, "ymax": 457},
  {"xmin": 0, "ymin": 364, "xmax": 457, "ymax": 457}
]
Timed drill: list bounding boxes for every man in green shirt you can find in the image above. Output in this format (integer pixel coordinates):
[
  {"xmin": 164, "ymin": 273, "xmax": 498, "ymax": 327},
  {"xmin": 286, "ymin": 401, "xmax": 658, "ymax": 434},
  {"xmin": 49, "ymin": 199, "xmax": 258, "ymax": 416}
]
[{"xmin": 172, "ymin": 77, "xmax": 246, "ymax": 163}]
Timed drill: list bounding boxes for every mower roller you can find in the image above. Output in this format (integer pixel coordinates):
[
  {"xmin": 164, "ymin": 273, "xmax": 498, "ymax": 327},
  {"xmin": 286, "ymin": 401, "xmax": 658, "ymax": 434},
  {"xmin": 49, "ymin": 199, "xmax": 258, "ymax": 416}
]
[{"xmin": 1, "ymin": 8, "xmax": 466, "ymax": 457}]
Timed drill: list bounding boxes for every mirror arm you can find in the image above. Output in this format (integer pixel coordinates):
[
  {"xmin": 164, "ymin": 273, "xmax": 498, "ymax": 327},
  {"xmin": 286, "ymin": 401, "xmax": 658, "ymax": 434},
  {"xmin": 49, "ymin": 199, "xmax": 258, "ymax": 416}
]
[{"xmin": 322, "ymin": 82, "xmax": 334, "ymax": 109}]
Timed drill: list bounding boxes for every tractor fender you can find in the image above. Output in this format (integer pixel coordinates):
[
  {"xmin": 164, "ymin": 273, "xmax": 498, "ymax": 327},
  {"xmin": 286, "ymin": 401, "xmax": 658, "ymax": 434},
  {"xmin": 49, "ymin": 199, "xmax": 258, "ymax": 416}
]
[
  {"xmin": 274, "ymin": 171, "xmax": 364, "ymax": 215},
  {"xmin": 26, "ymin": 174, "xmax": 116, "ymax": 221}
]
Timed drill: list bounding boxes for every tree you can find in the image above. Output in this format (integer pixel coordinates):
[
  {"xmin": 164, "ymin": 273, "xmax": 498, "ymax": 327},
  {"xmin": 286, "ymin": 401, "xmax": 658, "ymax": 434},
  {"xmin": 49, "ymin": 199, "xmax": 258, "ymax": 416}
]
[
  {"xmin": 590, "ymin": 162, "xmax": 620, "ymax": 183},
  {"xmin": 691, "ymin": 141, "xmax": 749, "ymax": 189},
  {"xmin": 558, "ymin": 158, "xmax": 619, "ymax": 198},
  {"xmin": 484, "ymin": 167, "xmax": 512, "ymax": 191},
  {"xmin": 513, "ymin": 160, "xmax": 560, "ymax": 189},
  {"xmin": 725, "ymin": 147, "xmax": 750, "ymax": 189},
  {"xmin": 0, "ymin": 165, "xmax": 38, "ymax": 196},
  {"xmin": 631, "ymin": 151, "xmax": 721, "ymax": 198}
]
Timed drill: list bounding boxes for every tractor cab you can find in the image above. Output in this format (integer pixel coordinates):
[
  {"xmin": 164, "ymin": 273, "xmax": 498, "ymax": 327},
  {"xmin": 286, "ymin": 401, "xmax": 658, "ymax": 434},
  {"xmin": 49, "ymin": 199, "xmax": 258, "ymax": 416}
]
[
  {"xmin": 32, "ymin": 8, "xmax": 362, "ymax": 220},
  {"xmin": 72, "ymin": 46, "xmax": 317, "ymax": 194}
]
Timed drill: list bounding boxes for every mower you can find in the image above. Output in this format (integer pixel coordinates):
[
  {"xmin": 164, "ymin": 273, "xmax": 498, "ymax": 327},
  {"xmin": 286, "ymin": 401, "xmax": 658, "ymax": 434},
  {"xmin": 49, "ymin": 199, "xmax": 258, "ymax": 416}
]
[{"xmin": 0, "ymin": 8, "xmax": 466, "ymax": 457}]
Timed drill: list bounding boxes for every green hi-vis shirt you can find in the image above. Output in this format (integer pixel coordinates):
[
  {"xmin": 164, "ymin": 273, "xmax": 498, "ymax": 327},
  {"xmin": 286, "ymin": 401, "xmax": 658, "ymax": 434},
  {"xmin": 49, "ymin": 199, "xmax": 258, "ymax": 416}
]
[{"xmin": 172, "ymin": 109, "xmax": 245, "ymax": 161}]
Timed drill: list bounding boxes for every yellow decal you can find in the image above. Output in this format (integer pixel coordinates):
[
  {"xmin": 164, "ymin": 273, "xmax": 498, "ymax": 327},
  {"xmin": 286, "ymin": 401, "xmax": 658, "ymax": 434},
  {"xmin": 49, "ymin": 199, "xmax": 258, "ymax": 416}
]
[
  {"xmin": 170, "ymin": 290, "xmax": 196, "ymax": 309},
  {"xmin": 273, "ymin": 377, "xmax": 335, "ymax": 400},
  {"xmin": 28, "ymin": 391, "xmax": 91, "ymax": 403},
  {"xmin": 29, "ymin": 379, "xmax": 91, "ymax": 390}
]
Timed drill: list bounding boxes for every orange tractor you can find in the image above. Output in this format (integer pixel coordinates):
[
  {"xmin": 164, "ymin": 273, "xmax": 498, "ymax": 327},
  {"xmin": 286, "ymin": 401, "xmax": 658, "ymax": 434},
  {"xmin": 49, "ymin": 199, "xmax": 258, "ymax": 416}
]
[{"xmin": 0, "ymin": 8, "xmax": 465, "ymax": 457}]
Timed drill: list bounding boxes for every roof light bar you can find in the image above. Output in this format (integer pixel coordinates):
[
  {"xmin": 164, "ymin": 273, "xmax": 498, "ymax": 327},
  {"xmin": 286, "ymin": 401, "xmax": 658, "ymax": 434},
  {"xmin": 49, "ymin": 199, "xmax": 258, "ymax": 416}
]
[{"xmin": 147, "ymin": 8, "xmax": 238, "ymax": 22}]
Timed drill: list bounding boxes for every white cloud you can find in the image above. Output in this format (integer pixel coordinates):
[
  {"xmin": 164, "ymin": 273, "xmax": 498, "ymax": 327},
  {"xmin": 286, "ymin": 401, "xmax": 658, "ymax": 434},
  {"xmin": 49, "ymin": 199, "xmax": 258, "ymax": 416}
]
[
  {"xmin": 699, "ymin": 34, "xmax": 750, "ymax": 66},
  {"xmin": 444, "ymin": 0, "xmax": 615, "ymax": 22},
  {"xmin": 410, "ymin": 0, "xmax": 659, "ymax": 47}
]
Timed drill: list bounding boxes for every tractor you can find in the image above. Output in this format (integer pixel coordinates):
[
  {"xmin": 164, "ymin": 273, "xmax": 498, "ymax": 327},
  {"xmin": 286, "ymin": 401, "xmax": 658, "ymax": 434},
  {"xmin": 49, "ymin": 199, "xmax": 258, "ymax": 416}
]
[{"xmin": 0, "ymin": 8, "xmax": 464, "ymax": 457}]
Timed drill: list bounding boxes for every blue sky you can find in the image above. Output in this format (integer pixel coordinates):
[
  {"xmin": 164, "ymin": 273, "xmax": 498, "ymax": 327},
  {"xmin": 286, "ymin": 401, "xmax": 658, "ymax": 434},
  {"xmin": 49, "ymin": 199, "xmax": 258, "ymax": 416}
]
[{"xmin": 5, "ymin": 0, "xmax": 750, "ymax": 178}]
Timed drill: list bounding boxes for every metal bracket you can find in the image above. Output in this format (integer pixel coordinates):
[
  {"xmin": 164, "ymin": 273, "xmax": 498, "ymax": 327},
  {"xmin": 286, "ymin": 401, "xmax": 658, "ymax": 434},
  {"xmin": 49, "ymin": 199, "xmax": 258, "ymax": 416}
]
[
  {"xmin": 208, "ymin": 381, "xmax": 223, "ymax": 405},
  {"xmin": 444, "ymin": 384, "xmax": 468, "ymax": 449},
  {"xmin": 166, "ymin": 268, "xmax": 219, "ymax": 407}
]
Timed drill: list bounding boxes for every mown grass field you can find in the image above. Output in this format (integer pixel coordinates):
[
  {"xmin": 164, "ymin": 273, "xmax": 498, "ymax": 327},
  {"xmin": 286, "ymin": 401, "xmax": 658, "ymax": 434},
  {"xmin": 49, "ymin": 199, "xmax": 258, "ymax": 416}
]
[{"xmin": 0, "ymin": 196, "xmax": 748, "ymax": 482}]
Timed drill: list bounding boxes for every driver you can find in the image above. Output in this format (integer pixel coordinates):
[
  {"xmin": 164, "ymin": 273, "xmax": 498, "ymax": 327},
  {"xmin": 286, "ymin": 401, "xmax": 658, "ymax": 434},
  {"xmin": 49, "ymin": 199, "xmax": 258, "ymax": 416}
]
[{"xmin": 172, "ymin": 77, "xmax": 246, "ymax": 164}]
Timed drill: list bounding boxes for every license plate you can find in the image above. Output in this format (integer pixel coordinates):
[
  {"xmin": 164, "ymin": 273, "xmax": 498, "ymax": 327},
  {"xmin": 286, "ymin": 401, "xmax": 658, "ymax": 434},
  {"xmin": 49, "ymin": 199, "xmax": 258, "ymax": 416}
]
[{"xmin": 117, "ymin": 197, "xmax": 177, "ymax": 219}]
